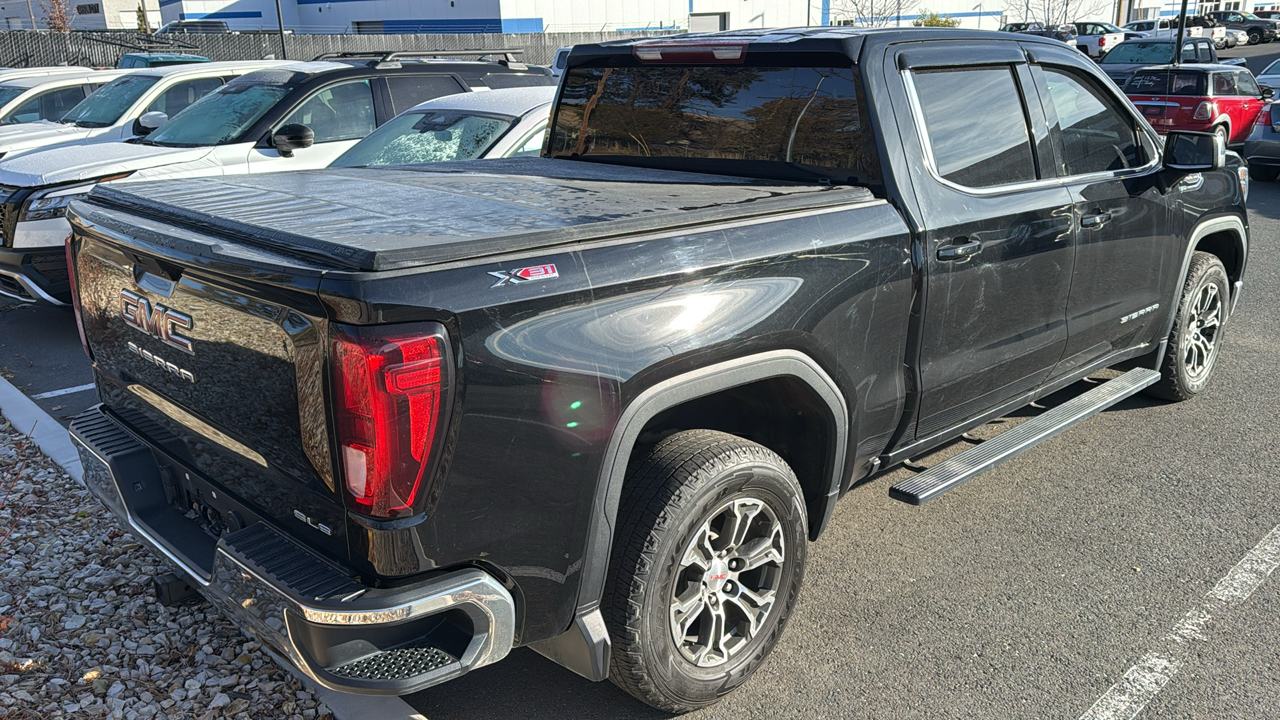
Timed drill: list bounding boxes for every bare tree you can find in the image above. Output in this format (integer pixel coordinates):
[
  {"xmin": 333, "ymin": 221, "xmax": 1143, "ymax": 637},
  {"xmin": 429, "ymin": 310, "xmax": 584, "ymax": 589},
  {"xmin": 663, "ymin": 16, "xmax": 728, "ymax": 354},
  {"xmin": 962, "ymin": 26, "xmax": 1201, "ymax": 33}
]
[
  {"xmin": 40, "ymin": 0, "xmax": 76, "ymax": 32},
  {"xmin": 1003, "ymin": 0, "xmax": 1111, "ymax": 26},
  {"xmin": 828, "ymin": 0, "xmax": 904, "ymax": 27}
]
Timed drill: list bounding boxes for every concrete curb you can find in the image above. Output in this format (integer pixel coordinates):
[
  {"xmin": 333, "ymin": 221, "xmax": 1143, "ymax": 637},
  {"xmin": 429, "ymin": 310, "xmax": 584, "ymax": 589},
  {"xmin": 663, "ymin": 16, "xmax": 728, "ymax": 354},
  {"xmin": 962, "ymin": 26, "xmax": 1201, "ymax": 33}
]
[
  {"xmin": 0, "ymin": 373, "xmax": 82, "ymax": 484},
  {"xmin": 0, "ymin": 374, "xmax": 423, "ymax": 720}
]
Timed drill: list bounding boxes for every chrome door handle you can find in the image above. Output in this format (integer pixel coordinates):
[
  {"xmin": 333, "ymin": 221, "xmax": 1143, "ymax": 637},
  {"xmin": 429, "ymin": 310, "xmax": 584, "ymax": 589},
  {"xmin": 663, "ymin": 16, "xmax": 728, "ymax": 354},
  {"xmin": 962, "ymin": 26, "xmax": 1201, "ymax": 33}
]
[
  {"xmin": 937, "ymin": 239, "xmax": 982, "ymax": 261},
  {"xmin": 1080, "ymin": 212, "xmax": 1112, "ymax": 228}
]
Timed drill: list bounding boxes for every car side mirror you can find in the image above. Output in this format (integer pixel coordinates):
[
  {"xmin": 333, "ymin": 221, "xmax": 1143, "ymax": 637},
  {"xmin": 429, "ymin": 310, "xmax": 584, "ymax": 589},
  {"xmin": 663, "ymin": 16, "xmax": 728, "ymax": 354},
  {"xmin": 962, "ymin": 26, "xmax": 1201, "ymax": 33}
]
[
  {"xmin": 133, "ymin": 111, "xmax": 168, "ymax": 136},
  {"xmin": 273, "ymin": 123, "xmax": 314, "ymax": 158},
  {"xmin": 1262, "ymin": 87, "xmax": 1275, "ymax": 100},
  {"xmin": 1163, "ymin": 130, "xmax": 1225, "ymax": 173}
]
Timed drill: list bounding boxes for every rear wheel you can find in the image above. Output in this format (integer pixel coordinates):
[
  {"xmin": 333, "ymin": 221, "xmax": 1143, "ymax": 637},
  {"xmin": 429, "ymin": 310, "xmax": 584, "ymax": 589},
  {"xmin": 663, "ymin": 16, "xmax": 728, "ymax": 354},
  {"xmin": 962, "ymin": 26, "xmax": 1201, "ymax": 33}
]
[
  {"xmin": 604, "ymin": 430, "xmax": 808, "ymax": 713},
  {"xmin": 1250, "ymin": 165, "xmax": 1280, "ymax": 182},
  {"xmin": 1213, "ymin": 123, "xmax": 1230, "ymax": 147},
  {"xmin": 1214, "ymin": 38, "xmax": 1227, "ymax": 49},
  {"xmin": 1146, "ymin": 252, "xmax": 1230, "ymax": 401}
]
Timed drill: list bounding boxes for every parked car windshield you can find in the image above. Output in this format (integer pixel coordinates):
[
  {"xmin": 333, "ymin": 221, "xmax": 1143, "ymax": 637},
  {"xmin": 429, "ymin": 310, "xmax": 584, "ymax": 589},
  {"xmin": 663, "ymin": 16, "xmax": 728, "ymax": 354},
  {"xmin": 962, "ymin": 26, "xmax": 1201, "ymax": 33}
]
[
  {"xmin": 332, "ymin": 110, "xmax": 516, "ymax": 167},
  {"xmin": 60, "ymin": 74, "xmax": 160, "ymax": 128},
  {"xmin": 1101, "ymin": 42, "xmax": 1186, "ymax": 63},
  {"xmin": 148, "ymin": 81, "xmax": 289, "ymax": 147},
  {"xmin": 1261, "ymin": 59, "xmax": 1280, "ymax": 75},
  {"xmin": 547, "ymin": 64, "xmax": 882, "ymax": 186},
  {"xmin": 1099, "ymin": 22, "xmax": 1126, "ymax": 32}
]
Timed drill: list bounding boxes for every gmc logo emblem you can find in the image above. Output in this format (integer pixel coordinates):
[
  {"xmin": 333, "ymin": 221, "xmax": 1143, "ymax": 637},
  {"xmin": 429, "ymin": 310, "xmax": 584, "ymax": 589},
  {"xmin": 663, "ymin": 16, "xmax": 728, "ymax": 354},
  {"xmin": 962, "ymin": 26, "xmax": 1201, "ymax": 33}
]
[{"xmin": 120, "ymin": 289, "xmax": 195, "ymax": 355}]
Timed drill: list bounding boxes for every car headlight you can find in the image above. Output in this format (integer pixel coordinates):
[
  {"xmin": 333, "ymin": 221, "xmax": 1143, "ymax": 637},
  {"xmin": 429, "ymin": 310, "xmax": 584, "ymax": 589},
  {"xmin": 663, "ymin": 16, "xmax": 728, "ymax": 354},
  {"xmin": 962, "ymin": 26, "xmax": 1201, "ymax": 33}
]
[{"xmin": 21, "ymin": 183, "xmax": 96, "ymax": 221}]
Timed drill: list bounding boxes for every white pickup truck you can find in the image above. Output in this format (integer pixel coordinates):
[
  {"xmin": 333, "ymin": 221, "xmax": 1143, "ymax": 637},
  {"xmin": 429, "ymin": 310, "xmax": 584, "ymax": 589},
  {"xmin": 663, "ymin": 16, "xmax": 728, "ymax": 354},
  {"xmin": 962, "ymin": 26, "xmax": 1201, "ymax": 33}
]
[{"xmin": 1072, "ymin": 22, "xmax": 1128, "ymax": 57}]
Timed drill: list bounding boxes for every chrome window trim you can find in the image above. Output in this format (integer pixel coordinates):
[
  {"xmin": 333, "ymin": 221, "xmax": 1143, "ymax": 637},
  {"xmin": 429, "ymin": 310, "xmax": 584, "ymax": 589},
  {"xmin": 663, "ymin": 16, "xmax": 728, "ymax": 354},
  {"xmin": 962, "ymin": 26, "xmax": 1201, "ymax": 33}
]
[{"xmin": 900, "ymin": 62, "xmax": 1161, "ymax": 198}]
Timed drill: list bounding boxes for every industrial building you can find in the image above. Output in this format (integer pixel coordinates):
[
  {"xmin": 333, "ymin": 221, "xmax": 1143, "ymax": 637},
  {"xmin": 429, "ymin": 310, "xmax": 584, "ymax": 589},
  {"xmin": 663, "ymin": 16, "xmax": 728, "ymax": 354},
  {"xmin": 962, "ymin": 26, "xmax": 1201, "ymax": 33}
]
[{"xmin": 1, "ymin": 0, "xmax": 1275, "ymax": 34}]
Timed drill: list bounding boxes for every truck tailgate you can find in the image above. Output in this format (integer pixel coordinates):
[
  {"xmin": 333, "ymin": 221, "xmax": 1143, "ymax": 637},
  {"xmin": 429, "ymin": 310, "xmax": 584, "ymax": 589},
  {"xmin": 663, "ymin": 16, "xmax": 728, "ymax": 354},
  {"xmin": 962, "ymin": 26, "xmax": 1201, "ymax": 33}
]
[{"xmin": 68, "ymin": 202, "xmax": 348, "ymax": 561}]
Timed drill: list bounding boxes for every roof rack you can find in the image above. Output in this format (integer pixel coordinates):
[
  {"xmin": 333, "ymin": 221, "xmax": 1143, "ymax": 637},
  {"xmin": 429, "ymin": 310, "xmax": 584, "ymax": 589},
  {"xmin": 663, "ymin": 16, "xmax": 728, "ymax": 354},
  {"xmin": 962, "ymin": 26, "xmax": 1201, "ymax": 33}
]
[
  {"xmin": 312, "ymin": 49, "xmax": 527, "ymax": 69},
  {"xmin": 85, "ymin": 33, "xmax": 201, "ymax": 53}
]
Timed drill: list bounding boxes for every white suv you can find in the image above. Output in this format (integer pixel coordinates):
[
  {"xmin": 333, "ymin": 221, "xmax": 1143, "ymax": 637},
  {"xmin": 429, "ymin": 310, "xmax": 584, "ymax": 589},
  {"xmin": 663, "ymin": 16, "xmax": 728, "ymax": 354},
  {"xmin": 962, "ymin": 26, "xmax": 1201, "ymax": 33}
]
[{"xmin": 0, "ymin": 60, "xmax": 285, "ymax": 160}]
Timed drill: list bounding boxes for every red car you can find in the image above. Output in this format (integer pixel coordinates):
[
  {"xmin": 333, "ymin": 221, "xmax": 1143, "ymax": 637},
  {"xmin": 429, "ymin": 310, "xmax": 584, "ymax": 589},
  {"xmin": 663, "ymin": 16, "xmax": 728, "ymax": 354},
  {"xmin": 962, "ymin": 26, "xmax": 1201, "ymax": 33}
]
[{"xmin": 1126, "ymin": 64, "xmax": 1271, "ymax": 145}]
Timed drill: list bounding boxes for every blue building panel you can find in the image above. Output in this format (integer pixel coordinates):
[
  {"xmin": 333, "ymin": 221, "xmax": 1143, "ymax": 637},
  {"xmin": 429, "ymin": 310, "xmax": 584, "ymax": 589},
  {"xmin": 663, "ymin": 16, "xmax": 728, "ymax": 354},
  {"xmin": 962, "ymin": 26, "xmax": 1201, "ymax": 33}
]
[
  {"xmin": 181, "ymin": 11, "xmax": 264, "ymax": 18},
  {"xmin": 381, "ymin": 18, "xmax": 503, "ymax": 33},
  {"xmin": 501, "ymin": 17, "xmax": 544, "ymax": 33}
]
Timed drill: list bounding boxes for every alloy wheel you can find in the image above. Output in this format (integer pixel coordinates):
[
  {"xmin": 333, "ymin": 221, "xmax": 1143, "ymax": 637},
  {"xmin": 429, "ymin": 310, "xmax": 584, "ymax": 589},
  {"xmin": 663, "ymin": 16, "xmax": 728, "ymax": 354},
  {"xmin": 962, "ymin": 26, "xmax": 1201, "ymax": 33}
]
[
  {"xmin": 1183, "ymin": 281, "xmax": 1222, "ymax": 381},
  {"xmin": 669, "ymin": 497, "xmax": 786, "ymax": 668}
]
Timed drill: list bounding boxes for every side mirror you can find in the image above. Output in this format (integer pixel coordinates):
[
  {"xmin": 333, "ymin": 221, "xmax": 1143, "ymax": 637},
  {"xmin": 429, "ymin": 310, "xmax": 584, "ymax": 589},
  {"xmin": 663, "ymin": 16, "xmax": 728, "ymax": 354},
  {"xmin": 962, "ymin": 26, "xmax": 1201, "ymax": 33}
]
[
  {"xmin": 133, "ymin": 111, "xmax": 168, "ymax": 136},
  {"xmin": 273, "ymin": 123, "xmax": 314, "ymax": 158},
  {"xmin": 1163, "ymin": 130, "xmax": 1225, "ymax": 173},
  {"xmin": 1262, "ymin": 87, "xmax": 1275, "ymax": 100}
]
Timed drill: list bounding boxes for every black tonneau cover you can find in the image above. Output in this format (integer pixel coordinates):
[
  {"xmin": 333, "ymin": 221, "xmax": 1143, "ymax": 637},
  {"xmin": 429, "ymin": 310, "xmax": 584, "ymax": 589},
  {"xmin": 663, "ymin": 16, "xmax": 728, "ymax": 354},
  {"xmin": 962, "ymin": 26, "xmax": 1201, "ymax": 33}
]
[{"xmin": 83, "ymin": 158, "xmax": 870, "ymax": 272}]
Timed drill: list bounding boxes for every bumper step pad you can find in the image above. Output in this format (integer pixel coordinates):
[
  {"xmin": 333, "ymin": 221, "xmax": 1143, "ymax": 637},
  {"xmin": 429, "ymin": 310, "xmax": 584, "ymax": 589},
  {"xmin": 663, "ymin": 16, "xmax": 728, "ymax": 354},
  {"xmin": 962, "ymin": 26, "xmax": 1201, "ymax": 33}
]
[
  {"xmin": 330, "ymin": 645, "xmax": 457, "ymax": 682},
  {"xmin": 220, "ymin": 523, "xmax": 364, "ymax": 604},
  {"xmin": 890, "ymin": 368, "xmax": 1160, "ymax": 505}
]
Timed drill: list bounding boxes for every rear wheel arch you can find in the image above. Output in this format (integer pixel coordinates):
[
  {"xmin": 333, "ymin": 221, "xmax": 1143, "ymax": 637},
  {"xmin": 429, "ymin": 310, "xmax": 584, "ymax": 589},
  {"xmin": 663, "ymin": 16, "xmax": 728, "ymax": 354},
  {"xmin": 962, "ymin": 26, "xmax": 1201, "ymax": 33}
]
[{"xmin": 576, "ymin": 350, "xmax": 849, "ymax": 615}]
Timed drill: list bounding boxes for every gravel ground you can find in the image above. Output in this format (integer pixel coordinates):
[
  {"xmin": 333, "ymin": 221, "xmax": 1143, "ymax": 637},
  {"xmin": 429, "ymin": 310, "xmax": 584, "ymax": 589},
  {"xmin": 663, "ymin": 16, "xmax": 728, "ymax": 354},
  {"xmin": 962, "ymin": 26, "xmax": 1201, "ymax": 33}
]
[{"xmin": 0, "ymin": 415, "xmax": 334, "ymax": 720}]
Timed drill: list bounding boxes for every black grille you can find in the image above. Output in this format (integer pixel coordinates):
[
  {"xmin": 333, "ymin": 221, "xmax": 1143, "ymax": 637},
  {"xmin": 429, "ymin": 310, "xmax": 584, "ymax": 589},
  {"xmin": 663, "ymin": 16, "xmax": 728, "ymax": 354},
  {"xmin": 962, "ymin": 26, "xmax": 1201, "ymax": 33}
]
[
  {"xmin": 329, "ymin": 646, "xmax": 456, "ymax": 681},
  {"xmin": 28, "ymin": 251, "xmax": 68, "ymax": 285},
  {"xmin": 0, "ymin": 273, "xmax": 31, "ymax": 300},
  {"xmin": 0, "ymin": 187, "xmax": 17, "ymax": 247}
]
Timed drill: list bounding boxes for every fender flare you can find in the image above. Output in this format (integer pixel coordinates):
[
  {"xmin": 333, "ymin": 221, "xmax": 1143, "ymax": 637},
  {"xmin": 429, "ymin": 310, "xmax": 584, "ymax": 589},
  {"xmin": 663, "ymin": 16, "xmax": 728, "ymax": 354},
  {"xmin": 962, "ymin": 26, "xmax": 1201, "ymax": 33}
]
[
  {"xmin": 1159, "ymin": 214, "xmax": 1248, "ymax": 343},
  {"xmin": 532, "ymin": 350, "xmax": 849, "ymax": 681}
]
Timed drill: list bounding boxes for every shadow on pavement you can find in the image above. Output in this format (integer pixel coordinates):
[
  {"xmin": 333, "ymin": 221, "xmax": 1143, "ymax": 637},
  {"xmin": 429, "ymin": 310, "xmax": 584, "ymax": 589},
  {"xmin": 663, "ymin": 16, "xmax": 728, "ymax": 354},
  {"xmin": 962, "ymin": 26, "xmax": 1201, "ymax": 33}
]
[{"xmin": 403, "ymin": 648, "xmax": 669, "ymax": 720}]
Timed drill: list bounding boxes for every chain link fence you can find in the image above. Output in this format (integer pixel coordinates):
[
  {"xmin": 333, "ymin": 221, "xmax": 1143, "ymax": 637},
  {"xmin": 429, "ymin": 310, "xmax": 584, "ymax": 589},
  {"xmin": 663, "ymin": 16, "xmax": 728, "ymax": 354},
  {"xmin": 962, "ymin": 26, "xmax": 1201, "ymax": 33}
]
[{"xmin": 0, "ymin": 30, "xmax": 675, "ymax": 69}]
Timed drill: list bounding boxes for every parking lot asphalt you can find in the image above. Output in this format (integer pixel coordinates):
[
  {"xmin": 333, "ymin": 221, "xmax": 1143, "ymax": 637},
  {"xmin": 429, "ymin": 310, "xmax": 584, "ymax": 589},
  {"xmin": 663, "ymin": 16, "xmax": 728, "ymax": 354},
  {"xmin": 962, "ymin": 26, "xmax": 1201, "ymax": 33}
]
[{"xmin": 1, "ymin": 47, "xmax": 1277, "ymax": 717}]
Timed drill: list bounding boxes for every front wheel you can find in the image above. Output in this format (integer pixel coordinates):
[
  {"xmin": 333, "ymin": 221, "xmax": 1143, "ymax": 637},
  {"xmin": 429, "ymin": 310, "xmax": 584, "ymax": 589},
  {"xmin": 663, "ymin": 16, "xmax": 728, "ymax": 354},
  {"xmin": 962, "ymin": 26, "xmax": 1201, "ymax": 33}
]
[
  {"xmin": 1248, "ymin": 28, "xmax": 1262, "ymax": 44},
  {"xmin": 1146, "ymin": 252, "xmax": 1230, "ymax": 401},
  {"xmin": 604, "ymin": 430, "xmax": 808, "ymax": 713}
]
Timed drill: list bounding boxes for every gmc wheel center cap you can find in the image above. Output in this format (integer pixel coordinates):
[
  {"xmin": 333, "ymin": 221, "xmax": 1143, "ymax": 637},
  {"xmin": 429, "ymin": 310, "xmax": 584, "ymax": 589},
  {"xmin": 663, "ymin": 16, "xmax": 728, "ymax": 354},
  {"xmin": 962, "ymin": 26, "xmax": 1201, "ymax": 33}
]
[{"xmin": 705, "ymin": 559, "xmax": 730, "ymax": 592}]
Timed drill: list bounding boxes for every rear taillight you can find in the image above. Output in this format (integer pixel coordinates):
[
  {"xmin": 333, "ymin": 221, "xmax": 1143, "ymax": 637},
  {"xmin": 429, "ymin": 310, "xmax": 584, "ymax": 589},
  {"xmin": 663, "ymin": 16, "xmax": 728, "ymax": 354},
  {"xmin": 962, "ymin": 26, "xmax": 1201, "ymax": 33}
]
[
  {"xmin": 331, "ymin": 324, "xmax": 450, "ymax": 518},
  {"xmin": 1193, "ymin": 101, "xmax": 1215, "ymax": 121},
  {"xmin": 65, "ymin": 234, "xmax": 91, "ymax": 360},
  {"xmin": 1099, "ymin": 37, "xmax": 1107, "ymax": 47}
]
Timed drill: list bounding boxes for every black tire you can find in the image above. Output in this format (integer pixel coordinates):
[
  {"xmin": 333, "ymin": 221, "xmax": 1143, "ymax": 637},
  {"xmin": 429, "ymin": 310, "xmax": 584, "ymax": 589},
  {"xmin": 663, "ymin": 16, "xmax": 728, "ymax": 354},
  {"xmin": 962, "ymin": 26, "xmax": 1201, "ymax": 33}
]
[
  {"xmin": 1212, "ymin": 123, "xmax": 1230, "ymax": 147},
  {"xmin": 1146, "ymin": 252, "xmax": 1230, "ymax": 401},
  {"xmin": 604, "ymin": 430, "xmax": 808, "ymax": 713},
  {"xmin": 1214, "ymin": 38, "xmax": 1227, "ymax": 49},
  {"xmin": 1248, "ymin": 28, "xmax": 1262, "ymax": 44},
  {"xmin": 1250, "ymin": 165, "xmax": 1280, "ymax": 182}
]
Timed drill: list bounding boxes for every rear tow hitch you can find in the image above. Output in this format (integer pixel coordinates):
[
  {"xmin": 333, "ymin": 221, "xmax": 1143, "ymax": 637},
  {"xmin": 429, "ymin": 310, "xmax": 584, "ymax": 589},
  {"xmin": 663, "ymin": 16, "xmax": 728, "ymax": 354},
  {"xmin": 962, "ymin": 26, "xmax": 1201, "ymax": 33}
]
[{"xmin": 152, "ymin": 571, "xmax": 201, "ymax": 606}]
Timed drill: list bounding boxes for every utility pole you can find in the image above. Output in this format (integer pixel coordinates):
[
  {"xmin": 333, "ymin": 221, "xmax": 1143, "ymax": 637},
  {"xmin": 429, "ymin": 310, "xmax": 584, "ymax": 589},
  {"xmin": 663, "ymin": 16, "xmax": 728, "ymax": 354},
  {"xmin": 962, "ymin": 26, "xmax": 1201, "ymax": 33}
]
[
  {"xmin": 24, "ymin": 0, "xmax": 35, "ymax": 29},
  {"xmin": 274, "ymin": 0, "xmax": 287, "ymax": 59},
  {"xmin": 1174, "ymin": 0, "xmax": 1188, "ymax": 65}
]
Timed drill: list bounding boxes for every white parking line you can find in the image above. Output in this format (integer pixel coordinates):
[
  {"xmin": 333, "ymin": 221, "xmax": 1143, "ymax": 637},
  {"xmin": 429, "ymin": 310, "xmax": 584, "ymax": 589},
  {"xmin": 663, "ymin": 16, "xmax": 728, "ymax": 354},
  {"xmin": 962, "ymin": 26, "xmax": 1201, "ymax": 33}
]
[
  {"xmin": 1080, "ymin": 525, "xmax": 1280, "ymax": 720},
  {"xmin": 31, "ymin": 383, "xmax": 96, "ymax": 400}
]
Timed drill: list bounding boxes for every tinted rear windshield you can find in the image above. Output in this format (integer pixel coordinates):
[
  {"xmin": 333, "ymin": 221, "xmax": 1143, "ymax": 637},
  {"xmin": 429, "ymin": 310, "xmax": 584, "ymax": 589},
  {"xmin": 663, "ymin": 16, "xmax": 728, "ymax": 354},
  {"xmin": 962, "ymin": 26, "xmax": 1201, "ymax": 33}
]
[
  {"xmin": 546, "ymin": 65, "xmax": 882, "ymax": 187},
  {"xmin": 1128, "ymin": 70, "xmax": 1207, "ymax": 95}
]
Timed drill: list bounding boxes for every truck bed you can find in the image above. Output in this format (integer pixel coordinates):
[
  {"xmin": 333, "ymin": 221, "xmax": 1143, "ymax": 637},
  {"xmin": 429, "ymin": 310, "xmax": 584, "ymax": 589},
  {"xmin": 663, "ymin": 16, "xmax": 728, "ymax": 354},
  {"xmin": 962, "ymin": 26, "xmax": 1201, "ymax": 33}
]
[{"xmin": 85, "ymin": 158, "xmax": 869, "ymax": 272}]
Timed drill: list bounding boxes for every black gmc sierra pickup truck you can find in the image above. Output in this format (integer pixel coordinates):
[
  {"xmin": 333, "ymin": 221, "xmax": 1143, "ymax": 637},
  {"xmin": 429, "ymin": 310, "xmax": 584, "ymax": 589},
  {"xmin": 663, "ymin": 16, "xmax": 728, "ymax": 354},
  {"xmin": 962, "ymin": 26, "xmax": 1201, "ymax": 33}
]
[{"xmin": 64, "ymin": 28, "xmax": 1249, "ymax": 712}]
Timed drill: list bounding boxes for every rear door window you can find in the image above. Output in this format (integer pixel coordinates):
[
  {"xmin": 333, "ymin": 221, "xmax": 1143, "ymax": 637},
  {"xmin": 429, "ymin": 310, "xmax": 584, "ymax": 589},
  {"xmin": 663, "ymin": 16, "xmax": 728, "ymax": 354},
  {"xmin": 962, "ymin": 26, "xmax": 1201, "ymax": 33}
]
[
  {"xmin": 386, "ymin": 75, "xmax": 466, "ymax": 114},
  {"xmin": 912, "ymin": 66, "xmax": 1037, "ymax": 188}
]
